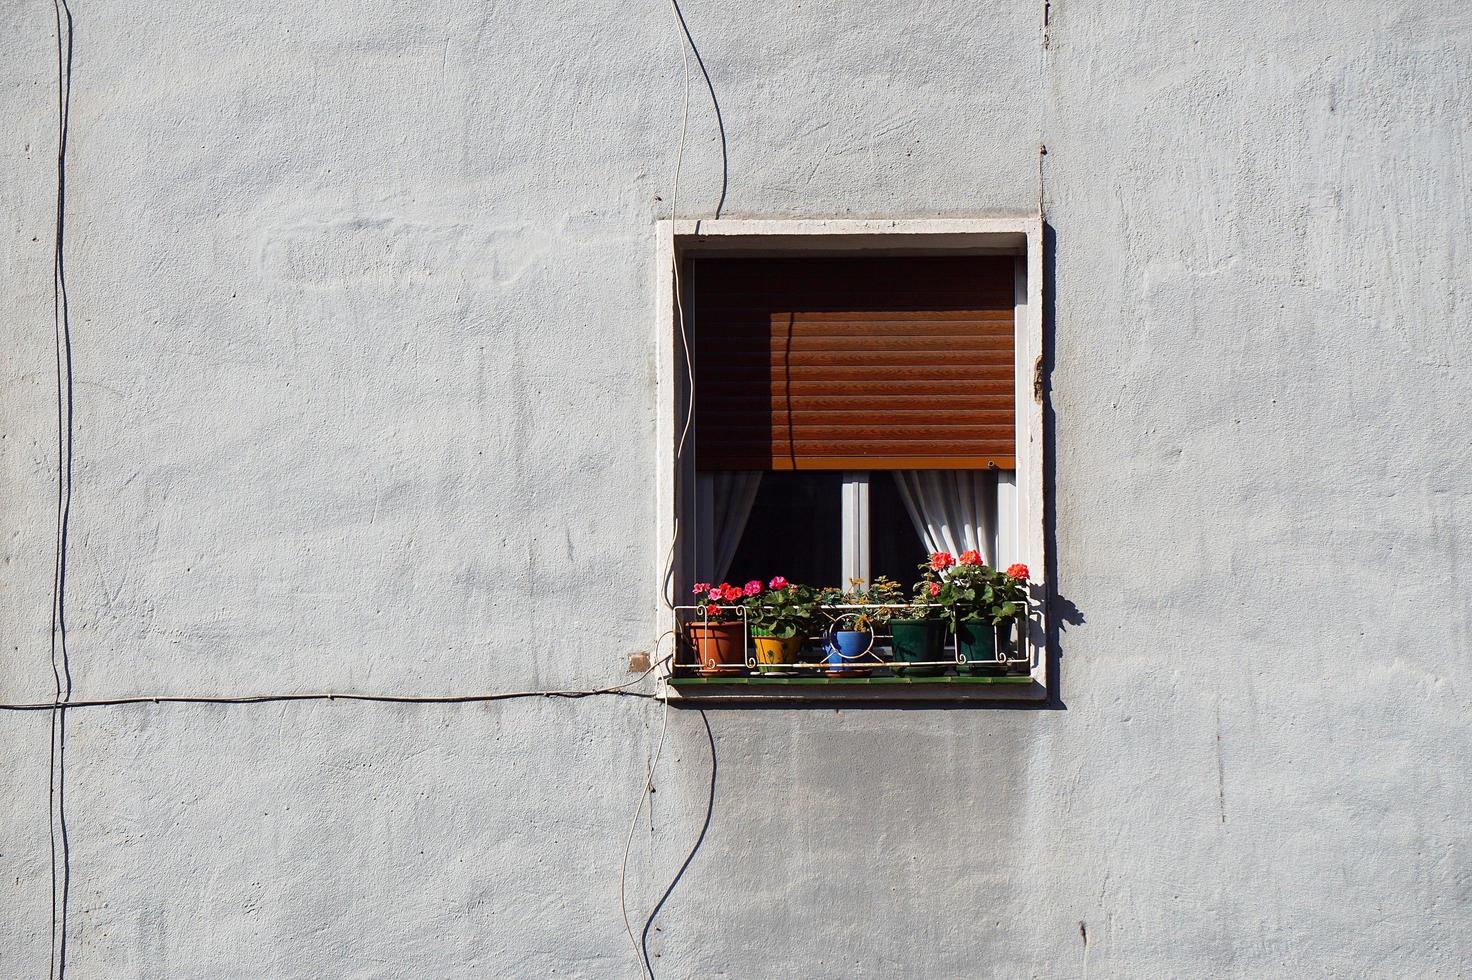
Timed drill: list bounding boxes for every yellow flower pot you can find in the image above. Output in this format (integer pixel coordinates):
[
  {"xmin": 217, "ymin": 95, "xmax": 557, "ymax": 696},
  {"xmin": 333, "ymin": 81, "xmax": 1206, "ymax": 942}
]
[{"xmin": 752, "ymin": 634, "xmax": 803, "ymax": 675}]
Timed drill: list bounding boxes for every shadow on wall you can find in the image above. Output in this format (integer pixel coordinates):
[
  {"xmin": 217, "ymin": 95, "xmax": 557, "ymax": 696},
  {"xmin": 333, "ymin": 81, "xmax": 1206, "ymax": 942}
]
[{"xmin": 1042, "ymin": 221, "xmax": 1083, "ymax": 710}]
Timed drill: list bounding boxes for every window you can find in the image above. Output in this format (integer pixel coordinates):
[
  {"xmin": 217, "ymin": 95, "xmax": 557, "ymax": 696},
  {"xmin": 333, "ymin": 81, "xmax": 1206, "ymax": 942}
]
[{"xmin": 655, "ymin": 220, "xmax": 1045, "ymax": 701}]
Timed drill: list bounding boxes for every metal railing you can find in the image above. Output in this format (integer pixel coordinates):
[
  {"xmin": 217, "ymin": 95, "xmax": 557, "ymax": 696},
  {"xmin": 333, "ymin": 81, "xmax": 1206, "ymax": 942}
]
[{"xmin": 673, "ymin": 602, "xmax": 1034, "ymax": 676}]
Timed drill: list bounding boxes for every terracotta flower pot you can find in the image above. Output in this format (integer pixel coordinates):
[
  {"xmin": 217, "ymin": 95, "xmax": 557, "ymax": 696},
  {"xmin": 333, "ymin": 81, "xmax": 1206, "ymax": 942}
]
[{"xmin": 687, "ymin": 621, "xmax": 747, "ymax": 676}]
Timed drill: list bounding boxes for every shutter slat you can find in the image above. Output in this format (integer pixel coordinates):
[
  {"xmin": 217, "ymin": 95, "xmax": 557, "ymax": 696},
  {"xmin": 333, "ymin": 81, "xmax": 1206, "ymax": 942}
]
[
  {"xmin": 697, "ymin": 365, "xmax": 1013, "ymax": 382},
  {"xmin": 700, "ymin": 396, "xmax": 1012, "ymax": 410},
  {"xmin": 695, "ymin": 350, "xmax": 1015, "ymax": 368},
  {"xmin": 691, "ymin": 256, "xmax": 1015, "ymax": 471},
  {"xmin": 711, "ymin": 424, "xmax": 1014, "ymax": 438},
  {"xmin": 695, "ymin": 319, "xmax": 1013, "ymax": 336},
  {"xmin": 698, "ymin": 380, "xmax": 1012, "ymax": 395},
  {"xmin": 706, "ymin": 412, "xmax": 1018, "ymax": 426},
  {"xmin": 721, "ymin": 443, "xmax": 1016, "ymax": 456},
  {"xmin": 715, "ymin": 456, "xmax": 1015, "ymax": 471},
  {"xmin": 699, "ymin": 336, "xmax": 1015, "ymax": 353},
  {"xmin": 693, "ymin": 310, "xmax": 1014, "ymax": 323}
]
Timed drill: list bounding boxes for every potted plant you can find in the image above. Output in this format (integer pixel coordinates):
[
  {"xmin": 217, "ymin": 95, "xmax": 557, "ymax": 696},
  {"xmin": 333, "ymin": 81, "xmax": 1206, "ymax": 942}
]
[
  {"xmin": 686, "ymin": 582, "xmax": 749, "ymax": 676},
  {"xmin": 888, "ymin": 559, "xmax": 952, "ymax": 676},
  {"xmin": 744, "ymin": 577, "xmax": 819, "ymax": 675},
  {"xmin": 937, "ymin": 551, "xmax": 1035, "ymax": 676},
  {"xmin": 818, "ymin": 577, "xmax": 903, "ymax": 677},
  {"xmin": 933, "ymin": 550, "xmax": 1006, "ymax": 676}
]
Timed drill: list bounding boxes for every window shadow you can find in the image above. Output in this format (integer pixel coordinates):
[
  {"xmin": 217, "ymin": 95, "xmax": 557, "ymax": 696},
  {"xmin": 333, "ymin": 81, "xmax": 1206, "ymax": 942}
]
[{"xmin": 1041, "ymin": 221, "xmax": 1081, "ymax": 710}]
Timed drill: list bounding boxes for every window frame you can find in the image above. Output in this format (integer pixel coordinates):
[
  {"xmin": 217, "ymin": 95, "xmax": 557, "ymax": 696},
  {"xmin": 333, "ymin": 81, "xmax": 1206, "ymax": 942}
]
[{"xmin": 654, "ymin": 218, "xmax": 1046, "ymax": 703}]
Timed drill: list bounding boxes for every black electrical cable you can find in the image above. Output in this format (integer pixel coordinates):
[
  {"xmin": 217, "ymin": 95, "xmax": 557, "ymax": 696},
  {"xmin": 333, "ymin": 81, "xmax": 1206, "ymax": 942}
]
[
  {"xmin": 47, "ymin": 2, "xmax": 75, "ymax": 977},
  {"xmin": 638, "ymin": 709, "xmax": 716, "ymax": 980},
  {"xmin": 625, "ymin": 9, "xmax": 725, "ymax": 977},
  {"xmin": 1, "ymin": 688, "xmax": 660, "ymax": 712},
  {"xmin": 0, "ymin": 656, "xmax": 674, "ymax": 713},
  {"xmin": 669, "ymin": 0, "xmax": 727, "ymax": 219}
]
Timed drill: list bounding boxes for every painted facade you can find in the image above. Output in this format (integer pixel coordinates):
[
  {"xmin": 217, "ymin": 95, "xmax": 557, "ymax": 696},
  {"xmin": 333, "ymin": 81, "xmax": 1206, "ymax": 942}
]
[{"xmin": 2, "ymin": 2, "xmax": 1469, "ymax": 976}]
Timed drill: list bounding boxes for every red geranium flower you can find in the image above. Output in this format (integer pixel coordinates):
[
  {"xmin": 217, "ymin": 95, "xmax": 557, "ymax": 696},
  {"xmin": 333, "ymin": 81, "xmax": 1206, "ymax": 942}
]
[
  {"xmin": 958, "ymin": 549, "xmax": 982, "ymax": 566},
  {"xmin": 721, "ymin": 583, "xmax": 744, "ymax": 602},
  {"xmin": 705, "ymin": 603, "xmax": 721, "ymax": 616},
  {"xmin": 929, "ymin": 552, "xmax": 955, "ymax": 571},
  {"xmin": 768, "ymin": 576, "xmax": 788, "ymax": 590},
  {"xmin": 928, "ymin": 581, "xmax": 942, "ymax": 597},
  {"xmin": 1006, "ymin": 563, "xmax": 1030, "ymax": 581}
]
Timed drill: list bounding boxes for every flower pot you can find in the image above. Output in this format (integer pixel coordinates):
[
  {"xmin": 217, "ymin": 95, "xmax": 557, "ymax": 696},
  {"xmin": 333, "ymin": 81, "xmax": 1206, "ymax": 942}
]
[
  {"xmin": 752, "ymin": 634, "xmax": 804, "ymax": 675},
  {"xmin": 888, "ymin": 619, "xmax": 948, "ymax": 676},
  {"xmin": 687, "ymin": 621, "xmax": 747, "ymax": 676},
  {"xmin": 956, "ymin": 618, "xmax": 1005, "ymax": 676},
  {"xmin": 823, "ymin": 628, "xmax": 875, "ymax": 677}
]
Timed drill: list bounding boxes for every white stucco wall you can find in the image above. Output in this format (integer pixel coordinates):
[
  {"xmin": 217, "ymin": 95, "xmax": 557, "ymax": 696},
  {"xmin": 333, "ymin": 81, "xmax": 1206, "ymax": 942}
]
[{"xmin": 2, "ymin": 1, "xmax": 1469, "ymax": 976}]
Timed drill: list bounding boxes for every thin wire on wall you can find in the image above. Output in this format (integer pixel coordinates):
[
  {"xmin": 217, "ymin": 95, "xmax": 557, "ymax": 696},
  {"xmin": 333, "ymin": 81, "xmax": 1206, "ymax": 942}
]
[
  {"xmin": 616, "ymin": 2, "xmax": 735, "ymax": 975},
  {"xmin": 659, "ymin": 0, "xmax": 697, "ymax": 614},
  {"xmin": 47, "ymin": 2, "xmax": 75, "ymax": 977},
  {"xmin": 622, "ymin": 3, "xmax": 697, "ymax": 974}
]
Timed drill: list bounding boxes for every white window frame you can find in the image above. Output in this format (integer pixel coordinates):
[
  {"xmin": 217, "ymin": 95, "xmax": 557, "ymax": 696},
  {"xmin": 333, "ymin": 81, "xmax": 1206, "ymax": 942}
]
[
  {"xmin": 654, "ymin": 218, "xmax": 1046, "ymax": 702},
  {"xmin": 839, "ymin": 471, "xmax": 870, "ymax": 585}
]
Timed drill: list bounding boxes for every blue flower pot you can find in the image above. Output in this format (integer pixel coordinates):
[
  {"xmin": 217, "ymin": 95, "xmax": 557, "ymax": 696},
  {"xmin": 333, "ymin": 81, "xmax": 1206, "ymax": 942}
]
[{"xmin": 823, "ymin": 628, "xmax": 874, "ymax": 677}]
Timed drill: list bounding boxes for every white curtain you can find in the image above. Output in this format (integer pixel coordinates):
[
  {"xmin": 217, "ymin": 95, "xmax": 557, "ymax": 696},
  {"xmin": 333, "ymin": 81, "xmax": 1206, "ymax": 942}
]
[
  {"xmin": 892, "ymin": 470, "xmax": 997, "ymax": 566},
  {"xmin": 697, "ymin": 471, "xmax": 763, "ymax": 583}
]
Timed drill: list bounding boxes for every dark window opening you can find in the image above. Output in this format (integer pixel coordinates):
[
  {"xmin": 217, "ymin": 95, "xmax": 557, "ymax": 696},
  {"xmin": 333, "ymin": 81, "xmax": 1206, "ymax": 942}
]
[
  {"xmin": 725, "ymin": 472, "xmax": 842, "ymax": 588},
  {"xmin": 870, "ymin": 474, "xmax": 922, "ymax": 586}
]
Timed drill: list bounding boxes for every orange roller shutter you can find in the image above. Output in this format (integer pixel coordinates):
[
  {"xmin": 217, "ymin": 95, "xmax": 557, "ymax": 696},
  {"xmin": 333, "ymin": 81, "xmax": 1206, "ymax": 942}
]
[{"xmin": 689, "ymin": 255, "xmax": 1016, "ymax": 471}]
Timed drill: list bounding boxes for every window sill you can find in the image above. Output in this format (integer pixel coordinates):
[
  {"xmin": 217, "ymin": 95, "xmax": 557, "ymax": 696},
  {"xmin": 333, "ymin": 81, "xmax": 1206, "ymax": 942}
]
[{"xmin": 665, "ymin": 673, "xmax": 1045, "ymax": 704}]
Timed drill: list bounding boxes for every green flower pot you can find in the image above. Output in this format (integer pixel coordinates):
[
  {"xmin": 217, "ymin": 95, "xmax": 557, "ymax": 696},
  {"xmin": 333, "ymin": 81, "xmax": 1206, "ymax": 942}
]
[
  {"xmin": 956, "ymin": 618, "xmax": 1005, "ymax": 676},
  {"xmin": 888, "ymin": 619, "xmax": 948, "ymax": 676}
]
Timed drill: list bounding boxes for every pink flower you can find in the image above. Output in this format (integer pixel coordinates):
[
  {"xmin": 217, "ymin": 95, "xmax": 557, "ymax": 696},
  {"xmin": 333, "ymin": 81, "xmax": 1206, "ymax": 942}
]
[
  {"xmin": 743, "ymin": 580, "xmax": 763, "ymax": 597},
  {"xmin": 1006, "ymin": 563, "xmax": 1030, "ymax": 581},
  {"xmin": 958, "ymin": 549, "xmax": 983, "ymax": 567},
  {"xmin": 928, "ymin": 581, "xmax": 942, "ymax": 597},
  {"xmin": 692, "ymin": 582, "xmax": 710, "ymax": 596},
  {"xmin": 707, "ymin": 588, "xmax": 723, "ymax": 601},
  {"xmin": 929, "ymin": 552, "xmax": 955, "ymax": 571},
  {"xmin": 768, "ymin": 576, "xmax": 788, "ymax": 590}
]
